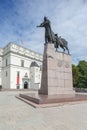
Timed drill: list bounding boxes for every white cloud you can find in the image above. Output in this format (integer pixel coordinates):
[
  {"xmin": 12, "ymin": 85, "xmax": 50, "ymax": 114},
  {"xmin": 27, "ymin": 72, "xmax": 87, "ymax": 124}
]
[{"xmin": 0, "ymin": 0, "xmax": 87, "ymax": 64}]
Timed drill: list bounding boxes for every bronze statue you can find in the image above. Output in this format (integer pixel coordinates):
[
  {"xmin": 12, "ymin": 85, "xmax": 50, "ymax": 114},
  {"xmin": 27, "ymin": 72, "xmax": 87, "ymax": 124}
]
[
  {"xmin": 37, "ymin": 17, "xmax": 70, "ymax": 54},
  {"xmin": 55, "ymin": 34, "xmax": 70, "ymax": 54},
  {"xmin": 37, "ymin": 16, "xmax": 55, "ymax": 43}
]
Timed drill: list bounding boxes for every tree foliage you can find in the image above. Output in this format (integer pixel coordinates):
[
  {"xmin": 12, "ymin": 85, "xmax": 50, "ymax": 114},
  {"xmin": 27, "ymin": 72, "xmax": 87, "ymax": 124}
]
[{"xmin": 72, "ymin": 60, "xmax": 87, "ymax": 88}]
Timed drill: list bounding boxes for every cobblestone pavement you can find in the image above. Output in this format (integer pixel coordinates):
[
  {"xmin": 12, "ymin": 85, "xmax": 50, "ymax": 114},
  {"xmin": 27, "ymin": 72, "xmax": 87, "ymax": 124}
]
[{"xmin": 0, "ymin": 91, "xmax": 87, "ymax": 130}]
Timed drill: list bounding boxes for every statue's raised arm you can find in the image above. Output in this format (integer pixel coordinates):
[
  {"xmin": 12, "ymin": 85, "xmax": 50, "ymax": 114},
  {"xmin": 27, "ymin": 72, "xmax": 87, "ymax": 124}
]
[
  {"xmin": 37, "ymin": 16, "xmax": 53, "ymax": 43},
  {"xmin": 36, "ymin": 23, "xmax": 44, "ymax": 27}
]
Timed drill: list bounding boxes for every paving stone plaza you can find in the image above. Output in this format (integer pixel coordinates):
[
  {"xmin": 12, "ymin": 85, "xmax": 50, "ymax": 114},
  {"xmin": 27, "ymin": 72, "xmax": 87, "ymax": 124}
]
[{"xmin": 0, "ymin": 91, "xmax": 87, "ymax": 130}]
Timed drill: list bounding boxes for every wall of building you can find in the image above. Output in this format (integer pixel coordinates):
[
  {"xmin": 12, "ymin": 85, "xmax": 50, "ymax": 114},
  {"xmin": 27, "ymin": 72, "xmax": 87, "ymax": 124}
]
[
  {"xmin": 2, "ymin": 52, "xmax": 11, "ymax": 88},
  {"xmin": 0, "ymin": 43, "xmax": 43, "ymax": 89},
  {"xmin": 0, "ymin": 58, "xmax": 2, "ymax": 86},
  {"xmin": 10, "ymin": 66, "xmax": 30, "ymax": 89},
  {"xmin": 30, "ymin": 66, "xmax": 41, "ymax": 89},
  {"xmin": 0, "ymin": 48, "xmax": 3, "ymax": 86},
  {"xmin": 2, "ymin": 67, "xmax": 10, "ymax": 89}
]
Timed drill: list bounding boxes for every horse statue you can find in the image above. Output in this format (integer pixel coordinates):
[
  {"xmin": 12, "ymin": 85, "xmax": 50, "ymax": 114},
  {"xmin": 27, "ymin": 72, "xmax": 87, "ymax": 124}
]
[
  {"xmin": 54, "ymin": 34, "xmax": 70, "ymax": 54},
  {"xmin": 37, "ymin": 16, "xmax": 70, "ymax": 54}
]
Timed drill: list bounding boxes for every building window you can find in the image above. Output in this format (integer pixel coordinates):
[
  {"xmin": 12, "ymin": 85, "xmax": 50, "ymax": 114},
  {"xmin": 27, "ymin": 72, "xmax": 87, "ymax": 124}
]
[
  {"xmin": 6, "ymin": 59, "xmax": 8, "ymax": 66},
  {"xmin": 21, "ymin": 60, "xmax": 24, "ymax": 67},
  {"xmin": 0, "ymin": 61, "xmax": 1, "ymax": 66},
  {"xmin": 17, "ymin": 71, "xmax": 20, "ymax": 85},
  {"xmin": 17, "ymin": 71, "xmax": 19, "ymax": 77},
  {"xmin": 6, "ymin": 71, "xmax": 7, "ymax": 77}
]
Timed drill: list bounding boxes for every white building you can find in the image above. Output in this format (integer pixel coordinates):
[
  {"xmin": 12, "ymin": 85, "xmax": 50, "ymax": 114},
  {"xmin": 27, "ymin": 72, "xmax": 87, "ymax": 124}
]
[{"xmin": 0, "ymin": 42, "xmax": 43, "ymax": 90}]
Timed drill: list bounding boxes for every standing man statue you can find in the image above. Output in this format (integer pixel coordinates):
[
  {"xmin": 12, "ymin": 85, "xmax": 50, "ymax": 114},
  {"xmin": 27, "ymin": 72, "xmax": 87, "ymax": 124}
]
[{"xmin": 37, "ymin": 16, "xmax": 54, "ymax": 43}]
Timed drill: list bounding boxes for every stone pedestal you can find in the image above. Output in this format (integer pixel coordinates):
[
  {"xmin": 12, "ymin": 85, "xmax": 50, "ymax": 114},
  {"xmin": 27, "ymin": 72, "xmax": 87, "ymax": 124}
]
[
  {"xmin": 18, "ymin": 43, "xmax": 87, "ymax": 106},
  {"xmin": 39, "ymin": 43, "xmax": 75, "ymax": 96}
]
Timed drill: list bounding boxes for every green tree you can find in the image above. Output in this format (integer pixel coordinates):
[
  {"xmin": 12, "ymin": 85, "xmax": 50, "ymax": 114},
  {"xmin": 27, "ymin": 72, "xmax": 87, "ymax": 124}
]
[
  {"xmin": 77, "ymin": 60, "xmax": 87, "ymax": 88},
  {"xmin": 72, "ymin": 60, "xmax": 87, "ymax": 88},
  {"xmin": 72, "ymin": 64, "xmax": 80, "ymax": 87}
]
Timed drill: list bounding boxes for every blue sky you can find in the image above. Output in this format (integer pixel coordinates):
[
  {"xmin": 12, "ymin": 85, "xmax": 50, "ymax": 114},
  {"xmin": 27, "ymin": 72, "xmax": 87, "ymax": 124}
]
[{"xmin": 0, "ymin": 0, "xmax": 87, "ymax": 64}]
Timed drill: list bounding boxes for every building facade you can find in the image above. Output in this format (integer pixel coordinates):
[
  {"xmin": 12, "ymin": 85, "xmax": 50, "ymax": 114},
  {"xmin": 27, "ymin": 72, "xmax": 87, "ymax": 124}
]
[{"xmin": 0, "ymin": 43, "xmax": 43, "ymax": 90}]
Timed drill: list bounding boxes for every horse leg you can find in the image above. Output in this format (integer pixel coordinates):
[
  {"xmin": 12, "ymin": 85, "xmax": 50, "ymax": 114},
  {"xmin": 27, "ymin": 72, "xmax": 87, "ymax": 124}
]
[
  {"xmin": 55, "ymin": 47, "xmax": 57, "ymax": 51},
  {"xmin": 63, "ymin": 47, "xmax": 65, "ymax": 53},
  {"xmin": 55, "ymin": 45, "xmax": 57, "ymax": 51},
  {"xmin": 64, "ymin": 48, "xmax": 65, "ymax": 52},
  {"xmin": 54, "ymin": 42, "xmax": 57, "ymax": 51},
  {"xmin": 67, "ymin": 49, "xmax": 70, "ymax": 54},
  {"xmin": 66, "ymin": 47, "xmax": 70, "ymax": 54}
]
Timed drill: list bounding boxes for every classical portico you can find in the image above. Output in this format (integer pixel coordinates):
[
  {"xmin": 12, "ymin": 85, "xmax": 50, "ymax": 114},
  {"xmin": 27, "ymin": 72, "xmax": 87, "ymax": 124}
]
[{"xmin": 22, "ymin": 73, "xmax": 30, "ymax": 89}]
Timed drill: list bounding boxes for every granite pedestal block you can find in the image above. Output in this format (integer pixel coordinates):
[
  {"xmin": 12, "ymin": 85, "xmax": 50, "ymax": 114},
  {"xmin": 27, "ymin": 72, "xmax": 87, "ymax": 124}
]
[{"xmin": 39, "ymin": 43, "xmax": 75, "ymax": 96}]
